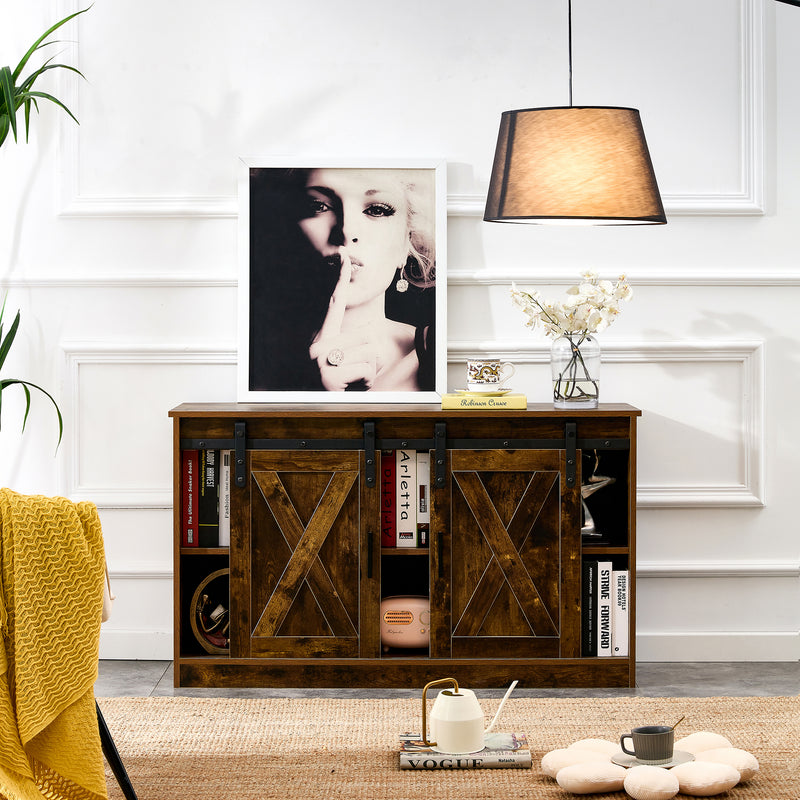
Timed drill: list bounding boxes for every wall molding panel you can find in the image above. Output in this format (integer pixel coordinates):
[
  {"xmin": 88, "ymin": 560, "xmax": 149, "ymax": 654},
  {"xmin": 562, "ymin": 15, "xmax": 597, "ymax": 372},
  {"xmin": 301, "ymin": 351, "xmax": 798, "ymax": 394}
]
[
  {"xmin": 6, "ymin": 267, "xmax": 800, "ymax": 289},
  {"xmin": 61, "ymin": 343, "xmax": 237, "ymax": 507},
  {"xmin": 0, "ymin": 273, "xmax": 238, "ymax": 289},
  {"xmin": 55, "ymin": 0, "xmax": 764, "ymax": 219},
  {"xmin": 109, "ymin": 563, "xmax": 173, "ymax": 581},
  {"xmin": 99, "ymin": 628, "xmax": 173, "ymax": 661},
  {"xmin": 445, "ymin": 268, "xmax": 800, "ymax": 288},
  {"xmin": 637, "ymin": 560, "xmax": 800, "ymax": 579},
  {"xmin": 56, "ymin": 340, "xmax": 765, "ymax": 510},
  {"xmin": 450, "ymin": 0, "xmax": 765, "ymax": 218},
  {"xmin": 449, "ymin": 339, "xmax": 765, "ymax": 508},
  {"xmin": 637, "ymin": 631, "xmax": 800, "ymax": 662}
]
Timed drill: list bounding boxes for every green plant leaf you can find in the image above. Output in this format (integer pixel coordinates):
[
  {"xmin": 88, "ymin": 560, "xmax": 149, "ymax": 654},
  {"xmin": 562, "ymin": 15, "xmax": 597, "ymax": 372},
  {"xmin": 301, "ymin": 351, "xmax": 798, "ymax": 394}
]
[
  {"xmin": 21, "ymin": 383, "xmax": 31, "ymax": 432},
  {"xmin": 0, "ymin": 377, "xmax": 63, "ymax": 449},
  {"xmin": 0, "ymin": 297, "xmax": 64, "ymax": 451},
  {"xmin": 23, "ymin": 90, "xmax": 79, "ymax": 127},
  {"xmin": 19, "ymin": 61, "xmax": 85, "ymax": 94},
  {"xmin": 23, "ymin": 100, "xmax": 31, "ymax": 142},
  {"xmin": 2, "ymin": 7, "xmax": 90, "ymax": 147},
  {"xmin": 0, "ymin": 308, "xmax": 21, "ymax": 371},
  {"xmin": 11, "ymin": 7, "xmax": 91, "ymax": 83},
  {"xmin": 0, "ymin": 65, "xmax": 16, "ymax": 141}
]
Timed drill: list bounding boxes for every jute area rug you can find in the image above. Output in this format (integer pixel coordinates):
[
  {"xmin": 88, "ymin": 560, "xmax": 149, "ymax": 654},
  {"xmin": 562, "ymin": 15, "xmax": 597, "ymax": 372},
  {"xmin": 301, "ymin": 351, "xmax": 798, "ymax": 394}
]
[{"xmin": 97, "ymin": 695, "xmax": 800, "ymax": 800}]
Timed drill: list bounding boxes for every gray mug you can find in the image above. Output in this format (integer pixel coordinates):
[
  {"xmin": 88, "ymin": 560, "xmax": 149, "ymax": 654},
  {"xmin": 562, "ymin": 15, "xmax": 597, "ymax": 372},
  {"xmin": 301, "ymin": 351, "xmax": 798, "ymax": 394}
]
[{"xmin": 620, "ymin": 725, "xmax": 674, "ymax": 765}]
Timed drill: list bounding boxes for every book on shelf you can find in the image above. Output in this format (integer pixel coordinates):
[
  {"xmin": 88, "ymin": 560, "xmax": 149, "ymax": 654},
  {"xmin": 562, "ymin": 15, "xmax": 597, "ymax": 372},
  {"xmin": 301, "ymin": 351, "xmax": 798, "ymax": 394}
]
[
  {"xmin": 395, "ymin": 448, "xmax": 417, "ymax": 548},
  {"xmin": 416, "ymin": 451, "xmax": 430, "ymax": 547},
  {"xmin": 181, "ymin": 449, "xmax": 199, "ymax": 547},
  {"xmin": 218, "ymin": 450, "xmax": 231, "ymax": 547},
  {"xmin": 581, "ymin": 560, "xmax": 597, "ymax": 657},
  {"xmin": 596, "ymin": 560, "xmax": 613, "ymax": 657},
  {"xmin": 398, "ymin": 732, "xmax": 531, "ymax": 770},
  {"xmin": 440, "ymin": 393, "xmax": 527, "ymax": 410},
  {"xmin": 198, "ymin": 449, "xmax": 220, "ymax": 547},
  {"xmin": 380, "ymin": 450, "xmax": 396, "ymax": 547},
  {"xmin": 612, "ymin": 569, "xmax": 629, "ymax": 656}
]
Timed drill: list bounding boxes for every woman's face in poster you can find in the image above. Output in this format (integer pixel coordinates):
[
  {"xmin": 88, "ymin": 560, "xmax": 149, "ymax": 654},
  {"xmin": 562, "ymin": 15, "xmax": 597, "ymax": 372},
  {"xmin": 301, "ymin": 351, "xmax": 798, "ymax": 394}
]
[{"xmin": 298, "ymin": 169, "xmax": 411, "ymax": 308}]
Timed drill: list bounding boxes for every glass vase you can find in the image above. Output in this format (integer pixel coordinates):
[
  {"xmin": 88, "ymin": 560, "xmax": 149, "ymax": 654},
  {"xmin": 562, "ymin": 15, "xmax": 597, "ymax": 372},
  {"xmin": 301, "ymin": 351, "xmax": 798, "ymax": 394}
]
[{"xmin": 550, "ymin": 334, "xmax": 600, "ymax": 409}]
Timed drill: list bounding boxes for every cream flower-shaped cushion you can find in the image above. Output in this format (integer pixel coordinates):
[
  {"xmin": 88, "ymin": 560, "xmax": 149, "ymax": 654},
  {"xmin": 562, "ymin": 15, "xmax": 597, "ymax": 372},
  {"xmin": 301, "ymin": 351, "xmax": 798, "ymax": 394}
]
[
  {"xmin": 670, "ymin": 761, "xmax": 740, "ymax": 796},
  {"xmin": 623, "ymin": 765, "xmax": 680, "ymax": 800},
  {"xmin": 556, "ymin": 761, "xmax": 627, "ymax": 794},
  {"xmin": 674, "ymin": 731, "xmax": 732, "ymax": 754},
  {"xmin": 541, "ymin": 747, "xmax": 609, "ymax": 778},
  {"xmin": 568, "ymin": 738, "xmax": 620, "ymax": 756},
  {"xmin": 696, "ymin": 747, "xmax": 759, "ymax": 782}
]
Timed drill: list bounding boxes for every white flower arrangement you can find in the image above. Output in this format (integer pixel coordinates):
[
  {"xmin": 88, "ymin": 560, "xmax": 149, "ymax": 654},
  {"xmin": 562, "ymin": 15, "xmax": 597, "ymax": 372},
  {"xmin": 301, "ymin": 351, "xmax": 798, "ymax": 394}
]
[
  {"xmin": 511, "ymin": 272, "xmax": 633, "ymax": 406},
  {"xmin": 510, "ymin": 272, "xmax": 633, "ymax": 340}
]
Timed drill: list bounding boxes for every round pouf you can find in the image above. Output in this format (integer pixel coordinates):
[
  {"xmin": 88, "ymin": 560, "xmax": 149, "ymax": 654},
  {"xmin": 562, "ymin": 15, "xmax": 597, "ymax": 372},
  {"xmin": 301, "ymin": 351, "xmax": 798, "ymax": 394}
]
[
  {"xmin": 675, "ymin": 731, "xmax": 732, "ymax": 755},
  {"xmin": 541, "ymin": 748, "xmax": 610, "ymax": 778},
  {"xmin": 696, "ymin": 747, "xmax": 759, "ymax": 782},
  {"xmin": 623, "ymin": 765, "xmax": 680, "ymax": 800},
  {"xmin": 568, "ymin": 738, "xmax": 620, "ymax": 756},
  {"xmin": 556, "ymin": 762, "xmax": 627, "ymax": 794},
  {"xmin": 670, "ymin": 761, "xmax": 741, "ymax": 796}
]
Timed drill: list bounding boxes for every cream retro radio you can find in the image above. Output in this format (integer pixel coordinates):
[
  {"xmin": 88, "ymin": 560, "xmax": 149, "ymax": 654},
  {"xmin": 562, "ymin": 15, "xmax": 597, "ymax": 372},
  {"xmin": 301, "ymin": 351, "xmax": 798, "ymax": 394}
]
[{"xmin": 380, "ymin": 595, "xmax": 430, "ymax": 650}]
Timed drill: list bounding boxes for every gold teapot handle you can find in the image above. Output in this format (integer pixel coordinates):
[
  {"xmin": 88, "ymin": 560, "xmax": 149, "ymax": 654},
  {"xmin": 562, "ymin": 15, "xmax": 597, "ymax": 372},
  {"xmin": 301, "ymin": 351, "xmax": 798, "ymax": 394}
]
[{"xmin": 421, "ymin": 677, "xmax": 460, "ymax": 747}]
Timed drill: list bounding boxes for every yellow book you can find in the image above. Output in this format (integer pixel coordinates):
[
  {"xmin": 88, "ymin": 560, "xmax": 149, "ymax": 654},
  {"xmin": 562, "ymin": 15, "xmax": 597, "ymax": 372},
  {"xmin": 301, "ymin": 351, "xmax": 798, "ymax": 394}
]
[{"xmin": 441, "ymin": 393, "xmax": 528, "ymax": 410}]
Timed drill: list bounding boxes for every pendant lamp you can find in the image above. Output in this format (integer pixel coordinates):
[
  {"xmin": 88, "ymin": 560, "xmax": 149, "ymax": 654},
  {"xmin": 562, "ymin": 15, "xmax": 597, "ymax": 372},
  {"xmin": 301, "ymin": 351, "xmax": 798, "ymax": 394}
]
[{"xmin": 484, "ymin": 1, "xmax": 666, "ymax": 226}]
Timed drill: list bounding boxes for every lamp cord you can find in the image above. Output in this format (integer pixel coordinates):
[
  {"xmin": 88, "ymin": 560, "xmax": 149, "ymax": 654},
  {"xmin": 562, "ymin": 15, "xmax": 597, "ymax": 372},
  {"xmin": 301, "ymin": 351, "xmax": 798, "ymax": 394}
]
[{"xmin": 568, "ymin": 0, "xmax": 573, "ymax": 106}]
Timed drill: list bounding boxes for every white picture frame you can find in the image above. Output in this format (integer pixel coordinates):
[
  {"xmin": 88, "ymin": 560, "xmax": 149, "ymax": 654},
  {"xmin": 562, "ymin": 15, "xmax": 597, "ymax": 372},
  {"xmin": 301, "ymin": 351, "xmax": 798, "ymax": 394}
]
[{"xmin": 237, "ymin": 158, "xmax": 447, "ymax": 403}]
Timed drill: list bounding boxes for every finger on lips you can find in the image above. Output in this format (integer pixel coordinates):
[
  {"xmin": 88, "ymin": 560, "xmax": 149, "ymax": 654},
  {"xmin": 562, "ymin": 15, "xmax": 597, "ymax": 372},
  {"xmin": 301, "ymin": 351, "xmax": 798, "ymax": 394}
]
[
  {"xmin": 317, "ymin": 253, "xmax": 351, "ymax": 340},
  {"xmin": 309, "ymin": 253, "xmax": 352, "ymax": 362},
  {"xmin": 308, "ymin": 253, "xmax": 381, "ymax": 391}
]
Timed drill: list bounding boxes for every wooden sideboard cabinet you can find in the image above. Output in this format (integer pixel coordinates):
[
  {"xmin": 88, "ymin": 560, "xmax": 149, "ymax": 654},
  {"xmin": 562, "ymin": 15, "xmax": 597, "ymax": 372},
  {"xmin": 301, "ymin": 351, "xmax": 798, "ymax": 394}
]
[{"xmin": 169, "ymin": 403, "xmax": 640, "ymax": 689}]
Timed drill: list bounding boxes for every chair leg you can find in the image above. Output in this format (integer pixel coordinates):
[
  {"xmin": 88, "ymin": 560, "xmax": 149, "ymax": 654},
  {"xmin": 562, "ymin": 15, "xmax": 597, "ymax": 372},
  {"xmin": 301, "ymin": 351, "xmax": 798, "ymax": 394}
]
[{"xmin": 96, "ymin": 701, "xmax": 138, "ymax": 800}]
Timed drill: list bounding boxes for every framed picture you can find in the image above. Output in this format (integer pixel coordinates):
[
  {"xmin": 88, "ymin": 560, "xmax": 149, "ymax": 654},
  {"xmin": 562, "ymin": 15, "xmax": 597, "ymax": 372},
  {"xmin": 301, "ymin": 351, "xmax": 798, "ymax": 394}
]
[{"xmin": 237, "ymin": 158, "xmax": 447, "ymax": 403}]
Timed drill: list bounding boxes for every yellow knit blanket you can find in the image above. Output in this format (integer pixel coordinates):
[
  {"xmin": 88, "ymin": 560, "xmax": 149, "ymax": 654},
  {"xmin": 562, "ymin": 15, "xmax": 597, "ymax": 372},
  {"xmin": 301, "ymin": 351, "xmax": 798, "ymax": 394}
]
[{"xmin": 0, "ymin": 489, "xmax": 108, "ymax": 800}]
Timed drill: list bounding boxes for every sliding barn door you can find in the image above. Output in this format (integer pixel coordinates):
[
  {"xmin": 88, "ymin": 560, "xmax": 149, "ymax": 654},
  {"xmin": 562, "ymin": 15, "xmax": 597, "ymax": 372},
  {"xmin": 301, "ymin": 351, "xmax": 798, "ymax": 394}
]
[
  {"xmin": 230, "ymin": 450, "xmax": 368, "ymax": 659},
  {"xmin": 431, "ymin": 449, "xmax": 581, "ymax": 660}
]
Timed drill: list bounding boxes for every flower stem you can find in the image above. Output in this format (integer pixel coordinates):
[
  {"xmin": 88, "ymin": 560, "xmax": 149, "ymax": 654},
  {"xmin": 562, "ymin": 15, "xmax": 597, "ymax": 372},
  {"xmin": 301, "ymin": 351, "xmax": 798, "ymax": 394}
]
[{"xmin": 553, "ymin": 334, "xmax": 599, "ymax": 404}]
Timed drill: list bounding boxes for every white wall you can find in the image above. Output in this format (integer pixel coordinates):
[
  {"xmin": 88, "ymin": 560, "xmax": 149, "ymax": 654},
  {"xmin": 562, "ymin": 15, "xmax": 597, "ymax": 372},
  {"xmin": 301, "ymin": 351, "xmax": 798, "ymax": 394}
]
[{"xmin": 2, "ymin": 0, "xmax": 798, "ymax": 662}]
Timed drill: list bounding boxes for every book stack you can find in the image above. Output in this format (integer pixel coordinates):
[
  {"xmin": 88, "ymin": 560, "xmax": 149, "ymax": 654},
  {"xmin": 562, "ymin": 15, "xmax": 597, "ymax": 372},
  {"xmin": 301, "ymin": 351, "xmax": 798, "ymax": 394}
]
[
  {"xmin": 398, "ymin": 732, "xmax": 531, "ymax": 770},
  {"xmin": 181, "ymin": 448, "xmax": 231, "ymax": 548},
  {"xmin": 581, "ymin": 561, "xmax": 629, "ymax": 657},
  {"xmin": 441, "ymin": 392, "xmax": 527, "ymax": 410},
  {"xmin": 381, "ymin": 449, "xmax": 430, "ymax": 548}
]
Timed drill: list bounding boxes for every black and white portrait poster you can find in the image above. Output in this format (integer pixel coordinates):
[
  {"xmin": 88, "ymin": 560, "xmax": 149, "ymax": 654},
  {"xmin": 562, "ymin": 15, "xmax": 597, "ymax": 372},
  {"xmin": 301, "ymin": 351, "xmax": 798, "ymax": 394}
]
[{"xmin": 237, "ymin": 159, "xmax": 446, "ymax": 402}]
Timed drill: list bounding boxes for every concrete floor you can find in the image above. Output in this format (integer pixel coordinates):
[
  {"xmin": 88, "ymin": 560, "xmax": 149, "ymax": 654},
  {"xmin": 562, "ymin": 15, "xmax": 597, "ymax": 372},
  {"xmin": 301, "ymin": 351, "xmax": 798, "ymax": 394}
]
[{"xmin": 95, "ymin": 660, "xmax": 800, "ymax": 698}]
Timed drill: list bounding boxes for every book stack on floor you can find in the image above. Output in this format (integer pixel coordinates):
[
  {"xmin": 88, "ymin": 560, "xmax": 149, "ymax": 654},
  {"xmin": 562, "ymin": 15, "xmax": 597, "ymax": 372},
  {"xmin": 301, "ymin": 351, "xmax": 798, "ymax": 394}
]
[
  {"xmin": 381, "ymin": 449, "xmax": 430, "ymax": 548},
  {"xmin": 398, "ymin": 733, "xmax": 531, "ymax": 770},
  {"xmin": 181, "ymin": 448, "xmax": 231, "ymax": 548},
  {"xmin": 581, "ymin": 561, "xmax": 629, "ymax": 657}
]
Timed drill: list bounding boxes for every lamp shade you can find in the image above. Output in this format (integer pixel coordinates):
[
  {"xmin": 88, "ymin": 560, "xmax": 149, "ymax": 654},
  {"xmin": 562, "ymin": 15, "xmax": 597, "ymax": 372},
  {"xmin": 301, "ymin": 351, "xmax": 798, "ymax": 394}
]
[{"xmin": 484, "ymin": 106, "xmax": 666, "ymax": 225}]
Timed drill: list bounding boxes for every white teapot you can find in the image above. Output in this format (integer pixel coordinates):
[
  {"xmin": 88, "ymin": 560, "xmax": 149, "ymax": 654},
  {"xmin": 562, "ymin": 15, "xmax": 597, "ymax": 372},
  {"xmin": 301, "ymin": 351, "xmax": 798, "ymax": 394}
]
[{"xmin": 421, "ymin": 677, "xmax": 518, "ymax": 754}]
